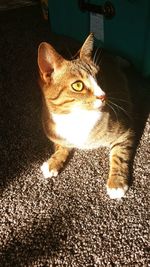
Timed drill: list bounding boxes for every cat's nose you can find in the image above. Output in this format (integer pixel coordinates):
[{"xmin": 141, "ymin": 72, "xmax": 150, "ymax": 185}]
[{"xmin": 97, "ymin": 94, "xmax": 106, "ymax": 102}]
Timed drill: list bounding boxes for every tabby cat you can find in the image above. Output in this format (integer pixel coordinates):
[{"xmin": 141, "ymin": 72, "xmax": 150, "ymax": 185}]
[{"xmin": 38, "ymin": 34, "xmax": 134, "ymax": 199}]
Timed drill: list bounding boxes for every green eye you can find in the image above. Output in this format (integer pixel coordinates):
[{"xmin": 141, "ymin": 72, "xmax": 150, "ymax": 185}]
[{"xmin": 71, "ymin": 81, "xmax": 84, "ymax": 91}]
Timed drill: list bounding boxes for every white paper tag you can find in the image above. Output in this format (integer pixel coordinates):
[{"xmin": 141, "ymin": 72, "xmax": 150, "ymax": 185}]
[{"xmin": 90, "ymin": 13, "xmax": 104, "ymax": 42}]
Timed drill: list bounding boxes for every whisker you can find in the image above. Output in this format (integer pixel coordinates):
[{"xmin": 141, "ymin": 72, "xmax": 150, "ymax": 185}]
[
  {"xmin": 106, "ymin": 102, "xmax": 119, "ymax": 123},
  {"xmin": 108, "ymin": 96, "xmax": 130, "ymax": 104},
  {"xmin": 95, "ymin": 48, "xmax": 103, "ymax": 66},
  {"xmin": 93, "ymin": 47, "xmax": 100, "ymax": 64},
  {"xmin": 108, "ymin": 100, "xmax": 132, "ymax": 120},
  {"xmin": 97, "ymin": 51, "xmax": 103, "ymax": 66}
]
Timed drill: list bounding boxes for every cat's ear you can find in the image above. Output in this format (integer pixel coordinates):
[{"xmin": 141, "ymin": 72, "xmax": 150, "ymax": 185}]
[
  {"xmin": 80, "ymin": 33, "xmax": 94, "ymax": 61},
  {"xmin": 38, "ymin": 42, "xmax": 64, "ymax": 82}
]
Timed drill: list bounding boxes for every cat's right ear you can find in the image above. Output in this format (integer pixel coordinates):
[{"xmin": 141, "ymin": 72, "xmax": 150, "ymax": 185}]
[
  {"xmin": 38, "ymin": 42, "xmax": 63, "ymax": 83},
  {"xmin": 80, "ymin": 33, "xmax": 94, "ymax": 61}
]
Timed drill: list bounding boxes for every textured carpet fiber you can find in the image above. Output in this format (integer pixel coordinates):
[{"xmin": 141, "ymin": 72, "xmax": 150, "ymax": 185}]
[{"xmin": 0, "ymin": 5, "xmax": 149, "ymax": 267}]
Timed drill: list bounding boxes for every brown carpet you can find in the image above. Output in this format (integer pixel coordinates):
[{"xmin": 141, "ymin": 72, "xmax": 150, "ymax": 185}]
[{"xmin": 0, "ymin": 5, "xmax": 149, "ymax": 267}]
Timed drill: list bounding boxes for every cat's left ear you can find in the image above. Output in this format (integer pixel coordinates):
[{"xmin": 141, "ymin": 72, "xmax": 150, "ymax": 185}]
[
  {"xmin": 38, "ymin": 42, "xmax": 64, "ymax": 83},
  {"xmin": 80, "ymin": 33, "xmax": 94, "ymax": 61}
]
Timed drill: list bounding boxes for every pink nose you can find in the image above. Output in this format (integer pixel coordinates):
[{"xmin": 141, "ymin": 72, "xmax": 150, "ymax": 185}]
[{"xmin": 97, "ymin": 94, "xmax": 106, "ymax": 102}]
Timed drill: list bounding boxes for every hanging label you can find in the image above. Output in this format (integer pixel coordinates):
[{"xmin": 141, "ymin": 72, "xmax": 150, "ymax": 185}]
[{"xmin": 90, "ymin": 13, "xmax": 104, "ymax": 42}]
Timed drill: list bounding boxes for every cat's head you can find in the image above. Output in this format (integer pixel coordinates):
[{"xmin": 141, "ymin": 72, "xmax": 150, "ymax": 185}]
[{"xmin": 38, "ymin": 33, "xmax": 106, "ymax": 114}]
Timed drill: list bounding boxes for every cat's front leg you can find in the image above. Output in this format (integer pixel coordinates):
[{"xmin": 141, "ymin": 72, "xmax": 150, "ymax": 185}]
[
  {"xmin": 107, "ymin": 137, "xmax": 133, "ymax": 199},
  {"xmin": 41, "ymin": 144, "xmax": 71, "ymax": 178}
]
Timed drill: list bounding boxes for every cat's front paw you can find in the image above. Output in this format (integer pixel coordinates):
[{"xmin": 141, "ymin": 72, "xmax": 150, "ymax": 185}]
[
  {"xmin": 106, "ymin": 185, "xmax": 128, "ymax": 199},
  {"xmin": 106, "ymin": 177, "xmax": 128, "ymax": 199},
  {"xmin": 41, "ymin": 162, "xmax": 58, "ymax": 178}
]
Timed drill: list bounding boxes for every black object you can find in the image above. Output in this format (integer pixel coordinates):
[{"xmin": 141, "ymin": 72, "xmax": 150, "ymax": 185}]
[{"xmin": 78, "ymin": 0, "xmax": 115, "ymax": 19}]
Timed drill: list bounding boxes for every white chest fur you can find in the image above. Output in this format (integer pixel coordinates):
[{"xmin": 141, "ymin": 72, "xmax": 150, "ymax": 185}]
[{"xmin": 52, "ymin": 108, "xmax": 101, "ymax": 148}]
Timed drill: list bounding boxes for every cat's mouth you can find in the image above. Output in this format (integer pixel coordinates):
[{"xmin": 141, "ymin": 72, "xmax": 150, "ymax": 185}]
[
  {"xmin": 82, "ymin": 99, "xmax": 106, "ymax": 111},
  {"xmin": 94, "ymin": 94, "xmax": 107, "ymax": 109}
]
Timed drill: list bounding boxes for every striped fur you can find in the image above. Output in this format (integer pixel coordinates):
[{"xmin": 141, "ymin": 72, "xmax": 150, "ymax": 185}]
[{"xmin": 38, "ymin": 34, "xmax": 134, "ymax": 199}]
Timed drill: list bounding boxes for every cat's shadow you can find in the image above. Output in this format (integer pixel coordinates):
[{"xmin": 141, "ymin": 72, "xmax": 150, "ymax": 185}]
[
  {"xmin": 125, "ymin": 65, "xmax": 150, "ymax": 185},
  {"xmin": 126, "ymin": 66, "xmax": 150, "ymax": 140}
]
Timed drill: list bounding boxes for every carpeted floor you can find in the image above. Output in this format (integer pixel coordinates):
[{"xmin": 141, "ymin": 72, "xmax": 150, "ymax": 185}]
[{"xmin": 0, "ymin": 5, "xmax": 149, "ymax": 267}]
